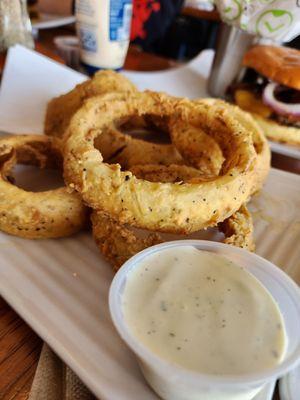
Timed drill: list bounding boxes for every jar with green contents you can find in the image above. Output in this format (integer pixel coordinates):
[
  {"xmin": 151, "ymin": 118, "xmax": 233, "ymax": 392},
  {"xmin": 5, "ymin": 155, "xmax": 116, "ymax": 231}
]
[{"xmin": 0, "ymin": 0, "xmax": 34, "ymax": 53}]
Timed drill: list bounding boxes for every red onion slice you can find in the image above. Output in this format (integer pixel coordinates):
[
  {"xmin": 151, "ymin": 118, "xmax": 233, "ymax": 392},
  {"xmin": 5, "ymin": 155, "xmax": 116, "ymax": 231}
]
[{"xmin": 262, "ymin": 83, "xmax": 300, "ymax": 117}]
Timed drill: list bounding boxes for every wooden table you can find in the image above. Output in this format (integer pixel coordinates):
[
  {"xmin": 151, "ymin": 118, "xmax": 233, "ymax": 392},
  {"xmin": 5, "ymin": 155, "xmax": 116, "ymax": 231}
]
[{"xmin": 0, "ymin": 28, "xmax": 297, "ymax": 400}]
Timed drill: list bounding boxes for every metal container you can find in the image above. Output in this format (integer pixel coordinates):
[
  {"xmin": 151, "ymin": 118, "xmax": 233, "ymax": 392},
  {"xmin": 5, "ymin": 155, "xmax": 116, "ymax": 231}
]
[{"xmin": 207, "ymin": 23, "xmax": 255, "ymax": 99}]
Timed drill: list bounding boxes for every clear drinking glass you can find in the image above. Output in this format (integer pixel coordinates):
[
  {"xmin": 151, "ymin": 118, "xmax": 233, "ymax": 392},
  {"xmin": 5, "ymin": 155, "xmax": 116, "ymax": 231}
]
[{"xmin": 0, "ymin": 0, "xmax": 34, "ymax": 53}]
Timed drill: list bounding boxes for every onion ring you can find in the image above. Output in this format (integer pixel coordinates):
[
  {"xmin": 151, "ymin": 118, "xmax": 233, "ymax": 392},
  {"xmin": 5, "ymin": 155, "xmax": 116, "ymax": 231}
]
[
  {"xmin": 0, "ymin": 135, "xmax": 87, "ymax": 239},
  {"xmin": 45, "ymin": 70, "xmax": 137, "ymax": 138},
  {"xmin": 45, "ymin": 70, "xmax": 224, "ymax": 175},
  {"xmin": 92, "ymin": 203, "xmax": 254, "ymax": 271},
  {"xmin": 44, "ymin": 70, "xmax": 184, "ymax": 166},
  {"xmin": 94, "ymin": 120, "xmax": 225, "ymax": 173},
  {"xmin": 64, "ymin": 91, "xmax": 257, "ymax": 234},
  {"xmin": 262, "ymin": 82, "xmax": 300, "ymax": 117},
  {"xmin": 196, "ymin": 98, "xmax": 271, "ymax": 194},
  {"xmin": 168, "ymin": 120, "xmax": 224, "ymax": 176},
  {"xmin": 129, "ymin": 164, "xmax": 213, "ymax": 183},
  {"xmin": 95, "ymin": 127, "xmax": 184, "ymax": 167},
  {"xmin": 91, "ymin": 211, "xmax": 162, "ymax": 271},
  {"xmin": 219, "ymin": 204, "xmax": 254, "ymax": 251}
]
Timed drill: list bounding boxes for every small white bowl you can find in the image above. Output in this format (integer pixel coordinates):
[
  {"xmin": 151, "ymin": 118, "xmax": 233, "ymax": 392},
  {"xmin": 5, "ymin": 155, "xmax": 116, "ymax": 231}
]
[{"xmin": 109, "ymin": 240, "xmax": 300, "ymax": 400}]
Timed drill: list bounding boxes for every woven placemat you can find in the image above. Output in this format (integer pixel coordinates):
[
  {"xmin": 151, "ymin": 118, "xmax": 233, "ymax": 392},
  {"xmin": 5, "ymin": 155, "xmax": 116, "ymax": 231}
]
[{"xmin": 29, "ymin": 343, "xmax": 96, "ymax": 400}]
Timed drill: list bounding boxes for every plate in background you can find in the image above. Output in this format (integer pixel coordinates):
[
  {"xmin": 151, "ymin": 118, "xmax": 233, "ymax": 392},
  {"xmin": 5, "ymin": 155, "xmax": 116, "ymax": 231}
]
[
  {"xmin": 32, "ymin": 13, "xmax": 75, "ymax": 30},
  {"xmin": 270, "ymin": 141, "xmax": 300, "ymax": 161}
]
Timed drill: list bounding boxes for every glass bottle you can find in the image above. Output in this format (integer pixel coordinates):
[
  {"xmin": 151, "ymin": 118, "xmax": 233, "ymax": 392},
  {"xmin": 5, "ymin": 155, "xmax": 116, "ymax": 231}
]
[{"xmin": 0, "ymin": 0, "xmax": 34, "ymax": 53}]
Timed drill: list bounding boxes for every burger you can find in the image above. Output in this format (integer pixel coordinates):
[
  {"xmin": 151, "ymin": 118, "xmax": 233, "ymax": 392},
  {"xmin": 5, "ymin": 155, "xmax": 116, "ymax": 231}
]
[{"xmin": 232, "ymin": 45, "xmax": 300, "ymax": 146}]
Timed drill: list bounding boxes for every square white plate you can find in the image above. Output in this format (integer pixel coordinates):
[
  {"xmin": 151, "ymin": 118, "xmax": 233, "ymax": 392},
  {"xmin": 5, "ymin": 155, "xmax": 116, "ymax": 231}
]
[
  {"xmin": 0, "ymin": 168, "xmax": 299, "ymax": 400},
  {"xmin": 0, "ymin": 57, "xmax": 299, "ymax": 399}
]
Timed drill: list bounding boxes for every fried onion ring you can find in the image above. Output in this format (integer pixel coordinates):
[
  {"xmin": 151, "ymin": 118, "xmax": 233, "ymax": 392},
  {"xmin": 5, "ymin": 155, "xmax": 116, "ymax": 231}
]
[
  {"xmin": 45, "ymin": 70, "xmax": 137, "ymax": 138},
  {"xmin": 91, "ymin": 211, "xmax": 162, "ymax": 271},
  {"xmin": 44, "ymin": 70, "xmax": 185, "ymax": 168},
  {"xmin": 92, "ymin": 203, "xmax": 254, "ymax": 271},
  {"xmin": 219, "ymin": 204, "xmax": 254, "ymax": 251},
  {"xmin": 64, "ymin": 91, "xmax": 257, "ymax": 234},
  {"xmin": 129, "ymin": 164, "xmax": 212, "ymax": 183},
  {"xmin": 168, "ymin": 121, "xmax": 224, "ymax": 176},
  {"xmin": 94, "ymin": 122, "xmax": 225, "ymax": 174},
  {"xmin": 45, "ymin": 70, "xmax": 224, "ymax": 176},
  {"xmin": 95, "ymin": 127, "xmax": 184, "ymax": 167},
  {"xmin": 196, "ymin": 99, "xmax": 271, "ymax": 194},
  {"xmin": 0, "ymin": 135, "xmax": 87, "ymax": 239},
  {"xmin": 129, "ymin": 163, "xmax": 255, "ymax": 251}
]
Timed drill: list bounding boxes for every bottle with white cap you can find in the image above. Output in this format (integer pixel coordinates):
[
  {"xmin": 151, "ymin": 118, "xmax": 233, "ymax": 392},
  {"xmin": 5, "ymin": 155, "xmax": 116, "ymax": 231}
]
[{"xmin": 75, "ymin": 0, "xmax": 133, "ymax": 74}]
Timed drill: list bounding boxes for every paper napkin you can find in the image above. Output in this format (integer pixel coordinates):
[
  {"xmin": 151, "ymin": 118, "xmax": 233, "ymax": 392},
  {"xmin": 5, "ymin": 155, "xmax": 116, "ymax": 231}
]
[{"xmin": 0, "ymin": 45, "xmax": 86, "ymax": 134}]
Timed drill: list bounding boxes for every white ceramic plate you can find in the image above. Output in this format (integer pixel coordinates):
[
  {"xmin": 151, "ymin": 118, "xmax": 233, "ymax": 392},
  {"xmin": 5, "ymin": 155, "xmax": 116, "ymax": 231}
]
[
  {"xmin": 32, "ymin": 13, "xmax": 75, "ymax": 30},
  {"xmin": 0, "ymin": 56, "xmax": 299, "ymax": 398},
  {"xmin": 0, "ymin": 168, "xmax": 299, "ymax": 400}
]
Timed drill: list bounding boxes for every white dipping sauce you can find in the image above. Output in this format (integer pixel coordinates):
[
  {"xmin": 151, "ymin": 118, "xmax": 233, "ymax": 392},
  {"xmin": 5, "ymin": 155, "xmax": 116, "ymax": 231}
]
[{"xmin": 122, "ymin": 246, "xmax": 286, "ymax": 375}]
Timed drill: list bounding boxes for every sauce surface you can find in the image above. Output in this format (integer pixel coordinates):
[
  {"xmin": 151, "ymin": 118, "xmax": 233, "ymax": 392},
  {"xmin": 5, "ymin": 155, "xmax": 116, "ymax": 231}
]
[{"xmin": 122, "ymin": 246, "xmax": 286, "ymax": 375}]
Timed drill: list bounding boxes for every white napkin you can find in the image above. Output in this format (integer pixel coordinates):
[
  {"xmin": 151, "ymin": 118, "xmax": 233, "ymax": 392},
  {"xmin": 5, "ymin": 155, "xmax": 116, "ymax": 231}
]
[
  {"xmin": 215, "ymin": 0, "xmax": 300, "ymax": 42},
  {"xmin": 0, "ymin": 45, "xmax": 86, "ymax": 134}
]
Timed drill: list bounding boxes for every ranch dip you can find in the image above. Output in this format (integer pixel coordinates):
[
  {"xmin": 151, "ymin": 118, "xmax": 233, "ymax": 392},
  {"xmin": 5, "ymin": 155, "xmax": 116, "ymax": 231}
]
[{"xmin": 122, "ymin": 246, "xmax": 286, "ymax": 375}]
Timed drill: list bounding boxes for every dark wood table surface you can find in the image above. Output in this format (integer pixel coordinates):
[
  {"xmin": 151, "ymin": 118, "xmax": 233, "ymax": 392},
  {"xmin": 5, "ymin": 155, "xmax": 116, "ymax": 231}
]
[{"xmin": 0, "ymin": 25, "xmax": 297, "ymax": 400}]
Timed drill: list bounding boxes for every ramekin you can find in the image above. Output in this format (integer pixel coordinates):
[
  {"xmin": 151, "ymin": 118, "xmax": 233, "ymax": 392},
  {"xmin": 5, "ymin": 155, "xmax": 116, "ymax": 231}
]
[{"xmin": 109, "ymin": 240, "xmax": 300, "ymax": 400}]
